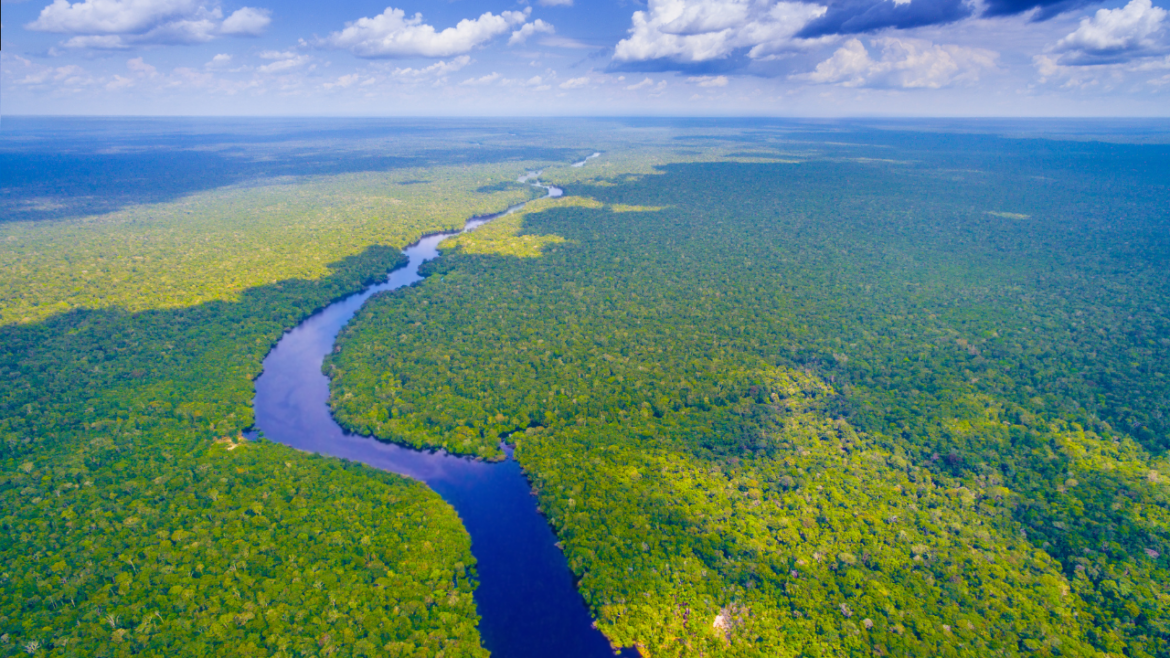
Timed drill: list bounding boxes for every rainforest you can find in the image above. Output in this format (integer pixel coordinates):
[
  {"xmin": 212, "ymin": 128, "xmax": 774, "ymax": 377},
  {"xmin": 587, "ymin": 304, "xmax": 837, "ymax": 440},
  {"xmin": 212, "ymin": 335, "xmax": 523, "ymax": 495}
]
[{"xmin": 1, "ymin": 118, "xmax": 1168, "ymax": 658}]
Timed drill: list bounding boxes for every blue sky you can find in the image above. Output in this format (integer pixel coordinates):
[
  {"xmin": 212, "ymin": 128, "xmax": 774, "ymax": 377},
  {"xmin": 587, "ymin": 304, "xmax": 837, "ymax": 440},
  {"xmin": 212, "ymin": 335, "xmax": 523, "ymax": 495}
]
[{"xmin": 1, "ymin": 0, "xmax": 1168, "ymax": 115}]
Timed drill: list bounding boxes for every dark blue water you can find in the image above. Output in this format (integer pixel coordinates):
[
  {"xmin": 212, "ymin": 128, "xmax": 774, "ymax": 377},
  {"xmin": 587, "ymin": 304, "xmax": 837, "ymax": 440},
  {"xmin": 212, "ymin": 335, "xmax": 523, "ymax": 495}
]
[{"xmin": 250, "ymin": 184, "xmax": 631, "ymax": 657}]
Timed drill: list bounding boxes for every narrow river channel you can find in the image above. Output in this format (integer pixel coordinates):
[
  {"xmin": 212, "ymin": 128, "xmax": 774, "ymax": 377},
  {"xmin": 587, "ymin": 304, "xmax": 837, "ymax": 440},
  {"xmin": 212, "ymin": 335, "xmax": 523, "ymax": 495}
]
[{"xmin": 251, "ymin": 177, "xmax": 631, "ymax": 657}]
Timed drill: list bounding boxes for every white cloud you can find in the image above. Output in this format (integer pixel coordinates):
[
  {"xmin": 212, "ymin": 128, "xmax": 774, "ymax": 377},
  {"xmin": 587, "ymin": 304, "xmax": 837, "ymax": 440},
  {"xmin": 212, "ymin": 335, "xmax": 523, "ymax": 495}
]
[
  {"xmin": 17, "ymin": 62, "xmax": 100, "ymax": 87},
  {"xmin": 26, "ymin": 0, "xmax": 272, "ymax": 48},
  {"xmin": 613, "ymin": 0, "xmax": 828, "ymax": 64},
  {"xmin": 257, "ymin": 50, "xmax": 310, "ymax": 74},
  {"xmin": 126, "ymin": 55, "xmax": 157, "ymax": 75},
  {"xmin": 220, "ymin": 6, "xmax": 269, "ymax": 36},
  {"xmin": 1134, "ymin": 53, "xmax": 1170, "ymax": 67},
  {"xmin": 559, "ymin": 76, "xmax": 590, "ymax": 88},
  {"xmin": 460, "ymin": 72, "xmax": 501, "ymax": 85},
  {"xmin": 798, "ymin": 38, "xmax": 870, "ymax": 85},
  {"xmin": 167, "ymin": 65, "xmax": 216, "ymax": 87},
  {"xmin": 106, "ymin": 74, "xmax": 136, "ymax": 89},
  {"xmin": 1049, "ymin": 0, "xmax": 1167, "ymax": 65},
  {"xmin": 323, "ymin": 73, "xmax": 367, "ymax": 90},
  {"xmin": 1031, "ymin": 53, "xmax": 1112, "ymax": 87},
  {"xmin": 29, "ymin": 0, "xmax": 205, "ymax": 34},
  {"xmin": 797, "ymin": 37, "xmax": 997, "ymax": 88},
  {"xmin": 206, "ymin": 52, "xmax": 231, "ymax": 68},
  {"xmin": 388, "ymin": 55, "xmax": 472, "ymax": 79},
  {"xmin": 102, "ymin": 55, "xmax": 156, "ymax": 88},
  {"xmin": 509, "ymin": 19, "xmax": 555, "ymax": 45},
  {"xmin": 62, "ymin": 34, "xmax": 134, "ymax": 48},
  {"xmin": 450, "ymin": 70, "xmax": 557, "ymax": 88},
  {"xmin": 688, "ymin": 74, "xmax": 729, "ymax": 86},
  {"xmin": 1035, "ymin": 50, "xmax": 1170, "ymax": 88},
  {"xmin": 1032, "ymin": 0, "xmax": 1168, "ymax": 86},
  {"xmin": 326, "ymin": 7, "xmax": 530, "ymax": 58},
  {"xmin": 626, "ymin": 77, "xmax": 669, "ymax": 93}
]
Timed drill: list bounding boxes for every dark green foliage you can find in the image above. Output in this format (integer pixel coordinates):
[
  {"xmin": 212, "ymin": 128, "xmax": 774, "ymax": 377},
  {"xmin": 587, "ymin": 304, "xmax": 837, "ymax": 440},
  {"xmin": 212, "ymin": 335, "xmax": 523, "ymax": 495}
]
[
  {"xmin": 329, "ymin": 134, "xmax": 1169, "ymax": 656},
  {"xmin": 1, "ymin": 246, "xmax": 405, "ymax": 463},
  {"xmin": 0, "ymin": 246, "xmax": 487, "ymax": 657}
]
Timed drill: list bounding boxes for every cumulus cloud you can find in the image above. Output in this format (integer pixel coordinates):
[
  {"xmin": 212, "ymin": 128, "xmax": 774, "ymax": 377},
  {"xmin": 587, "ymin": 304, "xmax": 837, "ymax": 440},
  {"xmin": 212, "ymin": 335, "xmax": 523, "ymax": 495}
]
[
  {"xmin": 1031, "ymin": 0, "xmax": 1168, "ymax": 86},
  {"xmin": 509, "ymin": 18, "xmax": 555, "ymax": 45},
  {"xmin": 613, "ymin": 0, "xmax": 829, "ymax": 67},
  {"xmin": 796, "ymin": 37, "xmax": 997, "ymax": 88},
  {"xmin": 796, "ymin": 0, "xmax": 972, "ymax": 38},
  {"xmin": 326, "ymin": 7, "xmax": 530, "ymax": 58},
  {"xmin": 29, "ymin": 0, "xmax": 206, "ymax": 34},
  {"xmin": 220, "ymin": 6, "xmax": 269, "ymax": 36},
  {"xmin": 559, "ymin": 76, "xmax": 590, "ymax": 88},
  {"xmin": 26, "ymin": 0, "xmax": 271, "ymax": 48},
  {"xmin": 688, "ymin": 74, "xmax": 729, "ymax": 85},
  {"xmin": 1047, "ymin": 0, "xmax": 1167, "ymax": 65}
]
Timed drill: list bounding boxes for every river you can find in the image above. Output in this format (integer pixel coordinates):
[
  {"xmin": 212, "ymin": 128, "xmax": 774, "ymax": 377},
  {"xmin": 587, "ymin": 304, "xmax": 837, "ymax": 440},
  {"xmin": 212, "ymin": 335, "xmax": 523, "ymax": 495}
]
[{"xmin": 250, "ymin": 178, "xmax": 632, "ymax": 657}]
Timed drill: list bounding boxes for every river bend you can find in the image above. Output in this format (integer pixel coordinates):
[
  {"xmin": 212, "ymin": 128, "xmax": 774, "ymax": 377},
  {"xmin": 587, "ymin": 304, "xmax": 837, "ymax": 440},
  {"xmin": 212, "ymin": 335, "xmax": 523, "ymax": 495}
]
[{"xmin": 251, "ymin": 179, "xmax": 629, "ymax": 657}]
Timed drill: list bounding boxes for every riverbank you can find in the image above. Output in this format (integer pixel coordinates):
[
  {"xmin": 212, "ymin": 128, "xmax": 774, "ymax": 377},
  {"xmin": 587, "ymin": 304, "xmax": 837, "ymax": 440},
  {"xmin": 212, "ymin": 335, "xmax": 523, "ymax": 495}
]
[{"xmin": 251, "ymin": 175, "xmax": 628, "ymax": 658}]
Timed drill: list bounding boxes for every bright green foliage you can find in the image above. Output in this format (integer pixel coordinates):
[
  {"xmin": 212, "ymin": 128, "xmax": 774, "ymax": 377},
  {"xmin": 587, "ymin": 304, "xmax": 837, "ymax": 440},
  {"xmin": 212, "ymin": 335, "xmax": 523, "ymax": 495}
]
[
  {"xmin": 1, "ymin": 441, "xmax": 481, "ymax": 658},
  {"xmin": 329, "ymin": 134, "xmax": 1170, "ymax": 656},
  {"xmin": 514, "ymin": 372, "xmax": 1102, "ymax": 657},
  {"xmin": 445, "ymin": 197, "xmax": 591, "ymax": 259},
  {"xmin": 0, "ymin": 164, "xmax": 542, "ymax": 325}
]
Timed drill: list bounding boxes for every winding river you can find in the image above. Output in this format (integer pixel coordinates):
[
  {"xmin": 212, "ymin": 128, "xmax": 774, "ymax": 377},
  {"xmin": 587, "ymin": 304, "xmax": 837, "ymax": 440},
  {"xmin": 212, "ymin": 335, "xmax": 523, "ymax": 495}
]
[{"xmin": 251, "ymin": 177, "xmax": 631, "ymax": 657}]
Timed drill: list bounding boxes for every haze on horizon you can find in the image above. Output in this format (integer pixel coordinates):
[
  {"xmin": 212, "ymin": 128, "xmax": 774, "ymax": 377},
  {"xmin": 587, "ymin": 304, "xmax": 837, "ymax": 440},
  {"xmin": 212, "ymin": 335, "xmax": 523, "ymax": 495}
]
[{"xmin": 1, "ymin": 0, "xmax": 1168, "ymax": 118}]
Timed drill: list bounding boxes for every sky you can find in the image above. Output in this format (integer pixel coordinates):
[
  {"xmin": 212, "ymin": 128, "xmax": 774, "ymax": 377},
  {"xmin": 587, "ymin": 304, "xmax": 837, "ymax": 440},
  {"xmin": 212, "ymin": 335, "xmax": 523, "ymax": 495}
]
[{"xmin": 1, "ymin": 0, "xmax": 1168, "ymax": 116}]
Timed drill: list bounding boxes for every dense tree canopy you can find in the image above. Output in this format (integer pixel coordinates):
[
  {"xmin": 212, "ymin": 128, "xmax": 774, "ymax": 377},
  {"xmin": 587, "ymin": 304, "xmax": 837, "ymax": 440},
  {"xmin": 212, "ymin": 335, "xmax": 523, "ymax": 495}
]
[
  {"xmin": 0, "ymin": 133, "xmax": 569, "ymax": 655},
  {"xmin": 0, "ymin": 243, "xmax": 493, "ymax": 656},
  {"xmin": 4, "ymin": 120, "xmax": 1167, "ymax": 657},
  {"xmin": 329, "ymin": 133, "xmax": 1170, "ymax": 656}
]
